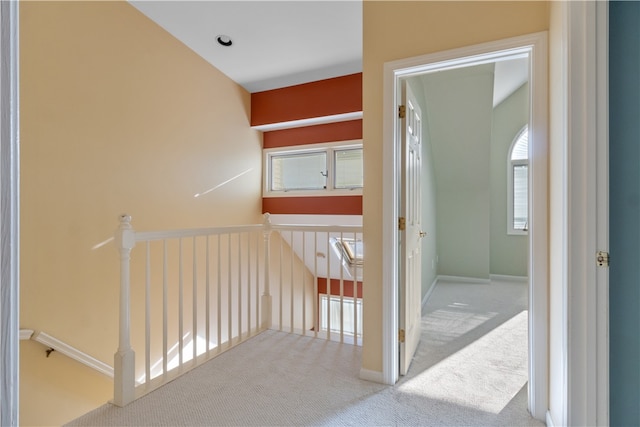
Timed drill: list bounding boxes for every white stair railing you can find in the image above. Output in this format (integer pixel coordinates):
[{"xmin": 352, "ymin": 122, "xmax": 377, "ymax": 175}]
[
  {"xmin": 113, "ymin": 214, "xmax": 362, "ymax": 407},
  {"xmin": 269, "ymin": 223, "xmax": 363, "ymax": 345}
]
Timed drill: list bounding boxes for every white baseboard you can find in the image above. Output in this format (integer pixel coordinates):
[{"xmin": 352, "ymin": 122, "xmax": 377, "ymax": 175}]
[
  {"xmin": 422, "ymin": 277, "xmax": 438, "ymax": 309},
  {"xmin": 490, "ymin": 274, "xmax": 528, "ymax": 283},
  {"xmin": 437, "ymin": 275, "xmax": 490, "ymax": 285},
  {"xmin": 546, "ymin": 410, "xmax": 555, "ymax": 427},
  {"xmin": 359, "ymin": 368, "xmax": 384, "ymax": 384}
]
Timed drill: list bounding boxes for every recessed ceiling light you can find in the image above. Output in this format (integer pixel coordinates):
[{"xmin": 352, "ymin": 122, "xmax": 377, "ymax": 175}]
[{"xmin": 216, "ymin": 35, "xmax": 233, "ymax": 47}]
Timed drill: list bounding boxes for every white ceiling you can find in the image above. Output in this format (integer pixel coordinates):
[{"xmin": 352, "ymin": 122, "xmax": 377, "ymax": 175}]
[{"xmin": 129, "ymin": 1, "xmax": 363, "ymax": 93}]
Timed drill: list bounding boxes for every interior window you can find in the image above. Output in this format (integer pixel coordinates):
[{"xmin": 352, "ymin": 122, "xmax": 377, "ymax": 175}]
[
  {"xmin": 508, "ymin": 125, "xmax": 529, "ymax": 235},
  {"xmin": 270, "ymin": 151, "xmax": 327, "ymax": 191},
  {"xmin": 264, "ymin": 141, "xmax": 363, "ymax": 196},
  {"xmin": 334, "ymin": 148, "xmax": 363, "ymax": 189}
]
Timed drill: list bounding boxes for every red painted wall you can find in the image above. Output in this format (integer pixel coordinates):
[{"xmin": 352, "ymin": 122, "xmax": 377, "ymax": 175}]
[
  {"xmin": 317, "ymin": 278, "xmax": 363, "ymax": 299},
  {"xmin": 263, "ymin": 196, "xmax": 362, "ymax": 215},
  {"xmin": 251, "ymin": 73, "xmax": 362, "ymax": 127},
  {"xmin": 263, "ymin": 120, "xmax": 362, "ymax": 149}
]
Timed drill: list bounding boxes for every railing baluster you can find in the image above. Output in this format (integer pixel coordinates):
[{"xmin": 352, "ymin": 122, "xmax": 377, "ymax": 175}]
[
  {"xmin": 247, "ymin": 232, "xmax": 251, "ymax": 336},
  {"xmin": 227, "ymin": 234, "xmax": 232, "ymax": 347},
  {"xmin": 353, "ymin": 232, "xmax": 358, "ymax": 345},
  {"xmin": 162, "ymin": 240, "xmax": 168, "ymax": 377},
  {"xmin": 217, "ymin": 235, "xmax": 222, "ymax": 352},
  {"xmin": 255, "ymin": 231, "xmax": 259, "ymax": 332},
  {"xmin": 302, "ymin": 231, "xmax": 306, "ymax": 335},
  {"xmin": 326, "ymin": 233, "xmax": 331, "ymax": 341},
  {"xmin": 261, "ymin": 213, "xmax": 272, "ymax": 330},
  {"xmin": 192, "ymin": 236, "xmax": 197, "ymax": 364},
  {"xmin": 313, "ymin": 231, "xmax": 318, "ymax": 339},
  {"xmin": 340, "ymin": 232, "xmax": 344, "ymax": 343},
  {"xmin": 145, "ymin": 241, "xmax": 151, "ymax": 386},
  {"xmin": 290, "ymin": 230, "xmax": 294, "ymax": 334},
  {"xmin": 178, "ymin": 238, "xmax": 183, "ymax": 368},
  {"xmin": 238, "ymin": 233, "xmax": 242, "ymax": 340},
  {"xmin": 205, "ymin": 236, "xmax": 210, "ymax": 355},
  {"xmin": 279, "ymin": 230, "xmax": 283, "ymax": 331}
]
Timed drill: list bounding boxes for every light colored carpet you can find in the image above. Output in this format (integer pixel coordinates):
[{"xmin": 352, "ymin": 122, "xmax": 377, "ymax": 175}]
[{"xmin": 68, "ymin": 280, "xmax": 544, "ymax": 426}]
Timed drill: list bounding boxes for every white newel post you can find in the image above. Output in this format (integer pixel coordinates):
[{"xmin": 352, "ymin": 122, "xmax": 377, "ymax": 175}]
[
  {"xmin": 113, "ymin": 214, "xmax": 136, "ymax": 407},
  {"xmin": 261, "ymin": 213, "xmax": 273, "ymax": 329}
]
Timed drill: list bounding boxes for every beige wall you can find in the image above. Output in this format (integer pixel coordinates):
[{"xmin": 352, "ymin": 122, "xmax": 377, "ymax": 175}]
[
  {"xmin": 362, "ymin": 0, "xmax": 549, "ymax": 373},
  {"xmin": 20, "ymin": 340, "xmax": 112, "ymax": 426},
  {"xmin": 20, "ymin": 0, "xmax": 262, "ymax": 422}
]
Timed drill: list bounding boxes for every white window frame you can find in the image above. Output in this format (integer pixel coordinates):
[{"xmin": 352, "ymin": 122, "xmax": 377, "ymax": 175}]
[
  {"xmin": 507, "ymin": 125, "xmax": 529, "ymax": 235},
  {"xmin": 263, "ymin": 140, "xmax": 363, "ymax": 197}
]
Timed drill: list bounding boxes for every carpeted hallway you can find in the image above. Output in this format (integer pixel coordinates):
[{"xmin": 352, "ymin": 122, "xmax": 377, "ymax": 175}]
[{"xmin": 68, "ymin": 280, "xmax": 544, "ymax": 426}]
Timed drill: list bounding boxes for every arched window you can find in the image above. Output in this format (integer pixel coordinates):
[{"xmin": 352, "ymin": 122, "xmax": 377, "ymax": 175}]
[{"xmin": 508, "ymin": 125, "xmax": 528, "ymax": 235}]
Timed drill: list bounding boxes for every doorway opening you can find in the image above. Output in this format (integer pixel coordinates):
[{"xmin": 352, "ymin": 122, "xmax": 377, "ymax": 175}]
[{"xmin": 381, "ymin": 32, "xmax": 548, "ymax": 421}]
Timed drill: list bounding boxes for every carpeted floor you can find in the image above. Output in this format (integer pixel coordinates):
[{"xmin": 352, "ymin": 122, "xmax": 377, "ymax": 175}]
[{"xmin": 68, "ymin": 280, "xmax": 544, "ymax": 426}]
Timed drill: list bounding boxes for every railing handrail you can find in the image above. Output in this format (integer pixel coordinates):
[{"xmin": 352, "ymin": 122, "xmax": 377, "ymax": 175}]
[
  {"xmin": 272, "ymin": 224, "xmax": 362, "ymax": 234},
  {"xmin": 135, "ymin": 224, "xmax": 264, "ymax": 242},
  {"xmin": 133, "ymin": 223, "xmax": 362, "ymax": 243}
]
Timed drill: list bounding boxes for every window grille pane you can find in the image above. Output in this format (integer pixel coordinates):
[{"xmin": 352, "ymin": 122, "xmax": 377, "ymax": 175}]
[
  {"xmin": 334, "ymin": 148, "xmax": 363, "ymax": 189},
  {"xmin": 271, "ymin": 152, "xmax": 327, "ymax": 191},
  {"xmin": 320, "ymin": 295, "xmax": 362, "ymax": 336},
  {"xmin": 513, "ymin": 164, "xmax": 528, "ymax": 230}
]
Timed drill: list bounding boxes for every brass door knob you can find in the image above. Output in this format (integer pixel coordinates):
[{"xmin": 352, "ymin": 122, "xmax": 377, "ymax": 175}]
[{"xmin": 419, "ymin": 231, "xmax": 427, "ymax": 238}]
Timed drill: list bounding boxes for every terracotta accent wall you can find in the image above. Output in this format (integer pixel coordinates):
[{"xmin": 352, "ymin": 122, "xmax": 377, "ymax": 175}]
[
  {"xmin": 318, "ymin": 278, "xmax": 363, "ymax": 299},
  {"xmin": 251, "ymin": 73, "xmax": 362, "ymax": 126},
  {"xmin": 263, "ymin": 195, "xmax": 362, "ymax": 215},
  {"xmin": 263, "ymin": 119, "xmax": 362, "ymax": 148},
  {"xmin": 257, "ymin": 75, "xmax": 363, "ymax": 216}
]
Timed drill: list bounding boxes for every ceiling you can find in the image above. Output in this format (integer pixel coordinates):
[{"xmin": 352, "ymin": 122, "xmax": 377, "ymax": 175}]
[{"xmin": 129, "ymin": 1, "xmax": 363, "ymax": 93}]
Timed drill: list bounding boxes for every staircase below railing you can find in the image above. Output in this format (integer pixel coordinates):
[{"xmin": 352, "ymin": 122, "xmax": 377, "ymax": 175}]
[{"xmin": 113, "ymin": 213, "xmax": 363, "ymax": 407}]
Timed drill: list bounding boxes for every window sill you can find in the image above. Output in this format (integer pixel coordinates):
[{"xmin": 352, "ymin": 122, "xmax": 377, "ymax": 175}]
[{"xmin": 263, "ymin": 189, "xmax": 363, "ymax": 198}]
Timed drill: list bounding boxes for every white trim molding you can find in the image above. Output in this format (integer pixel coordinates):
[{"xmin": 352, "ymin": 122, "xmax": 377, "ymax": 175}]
[
  {"xmin": 565, "ymin": 2, "xmax": 609, "ymax": 425},
  {"xmin": 31, "ymin": 332, "xmax": 114, "ymax": 378},
  {"xmin": 490, "ymin": 274, "xmax": 528, "ymax": 284},
  {"xmin": 251, "ymin": 111, "xmax": 362, "ymax": 132},
  {"xmin": 437, "ymin": 275, "xmax": 490, "ymax": 285},
  {"xmin": 382, "ymin": 31, "xmax": 549, "ymax": 420},
  {"xmin": 421, "ymin": 277, "xmax": 438, "ymax": 309},
  {"xmin": 0, "ymin": 1, "xmax": 20, "ymax": 425}
]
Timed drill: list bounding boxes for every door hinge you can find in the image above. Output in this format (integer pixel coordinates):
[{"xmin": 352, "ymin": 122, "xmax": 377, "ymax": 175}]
[
  {"xmin": 399, "ymin": 216, "xmax": 406, "ymax": 231},
  {"xmin": 399, "ymin": 328, "xmax": 405, "ymax": 343},
  {"xmin": 596, "ymin": 250, "xmax": 610, "ymax": 267},
  {"xmin": 398, "ymin": 105, "xmax": 406, "ymax": 119}
]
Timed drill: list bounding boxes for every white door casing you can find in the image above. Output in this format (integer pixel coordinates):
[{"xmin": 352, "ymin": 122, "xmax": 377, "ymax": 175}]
[
  {"xmin": 399, "ymin": 81, "xmax": 423, "ymax": 376},
  {"xmin": 381, "ymin": 32, "xmax": 549, "ymax": 421},
  {"xmin": 0, "ymin": 1, "xmax": 21, "ymax": 425}
]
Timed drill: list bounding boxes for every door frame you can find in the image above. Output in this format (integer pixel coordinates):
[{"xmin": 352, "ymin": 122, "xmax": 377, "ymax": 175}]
[
  {"xmin": 0, "ymin": 0, "xmax": 21, "ymax": 425},
  {"xmin": 562, "ymin": 1, "xmax": 610, "ymax": 425},
  {"xmin": 381, "ymin": 32, "xmax": 549, "ymax": 420}
]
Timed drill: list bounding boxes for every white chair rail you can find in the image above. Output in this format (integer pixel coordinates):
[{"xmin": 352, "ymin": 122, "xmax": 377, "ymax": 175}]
[{"xmin": 113, "ymin": 213, "xmax": 363, "ymax": 407}]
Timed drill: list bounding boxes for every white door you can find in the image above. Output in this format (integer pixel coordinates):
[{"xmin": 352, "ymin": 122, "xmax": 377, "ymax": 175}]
[{"xmin": 399, "ymin": 81, "xmax": 424, "ymax": 376}]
